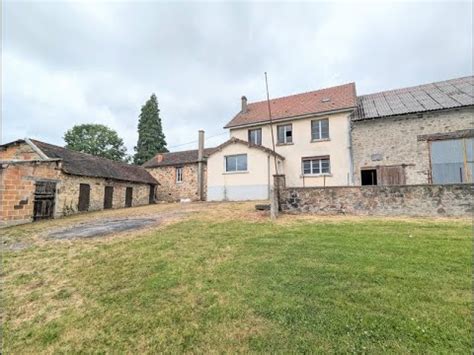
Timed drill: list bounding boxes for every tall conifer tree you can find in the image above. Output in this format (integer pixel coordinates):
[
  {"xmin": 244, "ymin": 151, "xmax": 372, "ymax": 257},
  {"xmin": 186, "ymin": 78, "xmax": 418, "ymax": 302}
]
[{"xmin": 134, "ymin": 94, "xmax": 168, "ymax": 165}]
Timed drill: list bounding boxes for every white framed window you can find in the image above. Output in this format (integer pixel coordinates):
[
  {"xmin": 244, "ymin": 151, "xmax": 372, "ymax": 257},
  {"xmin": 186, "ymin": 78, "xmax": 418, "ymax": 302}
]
[
  {"xmin": 277, "ymin": 124, "xmax": 293, "ymax": 144},
  {"xmin": 176, "ymin": 167, "xmax": 183, "ymax": 183},
  {"xmin": 302, "ymin": 156, "xmax": 330, "ymax": 175},
  {"xmin": 225, "ymin": 154, "xmax": 247, "ymax": 172},
  {"xmin": 248, "ymin": 128, "xmax": 262, "ymax": 145},
  {"xmin": 311, "ymin": 118, "xmax": 329, "ymax": 140}
]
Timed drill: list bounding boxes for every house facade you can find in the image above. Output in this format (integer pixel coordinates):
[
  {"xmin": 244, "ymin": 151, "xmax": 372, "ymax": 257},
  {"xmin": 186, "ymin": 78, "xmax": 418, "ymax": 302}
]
[
  {"xmin": 206, "ymin": 76, "xmax": 473, "ymax": 201},
  {"xmin": 1, "ymin": 139, "xmax": 158, "ymax": 226}
]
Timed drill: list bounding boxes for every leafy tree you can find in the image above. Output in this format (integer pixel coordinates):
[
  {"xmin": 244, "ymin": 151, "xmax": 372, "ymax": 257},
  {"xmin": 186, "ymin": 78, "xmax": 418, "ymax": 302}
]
[
  {"xmin": 134, "ymin": 93, "xmax": 168, "ymax": 165},
  {"xmin": 64, "ymin": 124, "xmax": 129, "ymax": 162}
]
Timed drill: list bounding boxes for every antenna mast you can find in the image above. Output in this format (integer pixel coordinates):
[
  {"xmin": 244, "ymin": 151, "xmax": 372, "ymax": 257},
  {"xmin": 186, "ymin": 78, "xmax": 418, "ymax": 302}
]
[{"xmin": 265, "ymin": 72, "xmax": 278, "ymax": 175}]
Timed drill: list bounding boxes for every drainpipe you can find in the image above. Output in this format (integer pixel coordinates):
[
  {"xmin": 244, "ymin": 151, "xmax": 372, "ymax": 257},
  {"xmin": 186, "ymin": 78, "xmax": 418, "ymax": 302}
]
[{"xmin": 197, "ymin": 130, "xmax": 205, "ymax": 201}]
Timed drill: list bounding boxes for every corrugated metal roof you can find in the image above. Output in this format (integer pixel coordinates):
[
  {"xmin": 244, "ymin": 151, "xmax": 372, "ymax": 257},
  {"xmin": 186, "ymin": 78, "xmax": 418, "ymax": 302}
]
[{"xmin": 353, "ymin": 76, "xmax": 474, "ymax": 121}]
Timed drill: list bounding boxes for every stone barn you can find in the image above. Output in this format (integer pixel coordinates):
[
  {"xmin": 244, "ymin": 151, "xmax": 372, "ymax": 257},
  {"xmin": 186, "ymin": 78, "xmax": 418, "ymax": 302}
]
[
  {"xmin": 144, "ymin": 130, "xmax": 216, "ymax": 202},
  {"xmin": 351, "ymin": 76, "xmax": 473, "ymax": 186},
  {"xmin": 0, "ymin": 138, "xmax": 158, "ymax": 227}
]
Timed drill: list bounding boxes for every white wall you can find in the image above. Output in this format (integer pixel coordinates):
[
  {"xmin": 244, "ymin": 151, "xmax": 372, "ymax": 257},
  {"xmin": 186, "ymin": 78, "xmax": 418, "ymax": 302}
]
[
  {"xmin": 206, "ymin": 141, "xmax": 283, "ymax": 201},
  {"xmin": 229, "ymin": 111, "xmax": 353, "ymax": 187}
]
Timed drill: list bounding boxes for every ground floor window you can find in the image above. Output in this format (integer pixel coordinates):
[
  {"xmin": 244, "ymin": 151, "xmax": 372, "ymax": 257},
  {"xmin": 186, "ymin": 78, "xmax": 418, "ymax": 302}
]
[
  {"xmin": 302, "ymin": 156, "xmax": 330, "ymax": 175},
  {"xmin": 225, "ymin": 154, "xmax": 247, "ymax": 172}
]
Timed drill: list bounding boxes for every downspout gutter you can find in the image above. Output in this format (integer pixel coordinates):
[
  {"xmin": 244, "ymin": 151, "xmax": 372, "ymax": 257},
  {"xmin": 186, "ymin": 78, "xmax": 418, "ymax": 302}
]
[{"xmin": 348, "ymin": 114, "xmax": 355, "ymax": 185}]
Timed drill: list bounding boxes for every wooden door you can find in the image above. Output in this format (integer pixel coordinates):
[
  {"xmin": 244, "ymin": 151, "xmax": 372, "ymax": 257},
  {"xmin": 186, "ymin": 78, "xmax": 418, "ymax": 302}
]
[
  {"xmin": 104, "ymin": 186, "xmax": 114, "ymax": 209},
  {"xmin": 379, "ymin": 166, "xmax": 406, "ymax": 186},
  {"xmin": 125, "ymin": 187, "xmax": 133, "ymax": 208},
  {"xmin": 33, "ymin": 181, "xmax": 56, "ymax": 221},
  {"xmin": 78, "ymin": 184, "xmax": 90, "ymax": 211},
  {"xmin": 149, "ymin": 185, "xmax": 155, "ymax": 204}
]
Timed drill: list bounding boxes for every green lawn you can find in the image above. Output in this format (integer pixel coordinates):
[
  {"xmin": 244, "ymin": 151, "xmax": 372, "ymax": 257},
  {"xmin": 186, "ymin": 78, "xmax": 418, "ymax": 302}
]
[{"xmin": 3, "ymin": 203, "xmax": 472, "ymax": 353}]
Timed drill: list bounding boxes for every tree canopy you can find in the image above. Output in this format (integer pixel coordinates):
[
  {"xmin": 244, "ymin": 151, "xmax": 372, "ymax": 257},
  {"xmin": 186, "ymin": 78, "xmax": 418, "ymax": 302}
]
[
  {"xmin": 64, "ymin": 124, "xmax": 129, "ymax": 162},
  {"xmin": 133, "ymin": 93, "xmax": 168, "ymax": 165}
]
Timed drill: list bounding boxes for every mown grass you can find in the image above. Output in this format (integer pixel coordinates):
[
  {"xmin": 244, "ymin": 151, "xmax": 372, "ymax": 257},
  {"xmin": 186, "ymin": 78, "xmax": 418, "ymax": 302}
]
[{"xmin": 2, "ymin": 204, "xmax": 472, "ymax": 353}]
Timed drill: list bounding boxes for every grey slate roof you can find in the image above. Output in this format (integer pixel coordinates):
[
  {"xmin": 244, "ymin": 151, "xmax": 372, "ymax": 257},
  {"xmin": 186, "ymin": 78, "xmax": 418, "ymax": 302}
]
[
  {"xmin": 353, "ymin": 76, "xmax": 474, "ymax": 121},
  {"xmin": 143, "ymin": 148, "xmax": 217, "ymax": 168},
  {"xmin": 30, "ymin": 140, "xmax": 158, "ymax": 185}
]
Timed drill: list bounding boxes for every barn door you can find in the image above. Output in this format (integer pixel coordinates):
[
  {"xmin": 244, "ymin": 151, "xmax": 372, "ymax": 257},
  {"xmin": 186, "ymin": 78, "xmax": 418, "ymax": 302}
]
[
  {"xmin": 379, "ymin": 166, "xmax": 406, "ymax": 186},
  {"xmin": 125, "ymin": 187, "xmax": 133, "ymax": 208},
  {"xmin": 78, "ymin": 184, "xmax": 90, "ymax": 211},
  {"xmin": 431, "ymin": 138, "xmax": 473, "ymax": 184},
  {"xmin": 104, "ymin": 186, "xmax": 114, "ymax": 209},
  {"xmin": 33, "ymin": 181, "xmax": 56, "ymax": 221}
]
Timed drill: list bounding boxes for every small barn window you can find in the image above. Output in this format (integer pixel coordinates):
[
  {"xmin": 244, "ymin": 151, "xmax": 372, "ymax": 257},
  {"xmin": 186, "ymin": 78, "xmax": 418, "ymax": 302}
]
[{"xmin": 176, "ymin": 167, "xmax": 183, "ymax": 183}]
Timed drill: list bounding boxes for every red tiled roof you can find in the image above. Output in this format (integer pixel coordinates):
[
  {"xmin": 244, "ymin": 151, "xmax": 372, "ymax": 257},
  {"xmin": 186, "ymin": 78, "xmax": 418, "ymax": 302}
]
[
  {"xmin": 224, "ymin": 82, "xmax": 357, "ymax": 129},
  {"xmin": 209, "ymin": 137, "xmax": 285, "ymax": 160}
]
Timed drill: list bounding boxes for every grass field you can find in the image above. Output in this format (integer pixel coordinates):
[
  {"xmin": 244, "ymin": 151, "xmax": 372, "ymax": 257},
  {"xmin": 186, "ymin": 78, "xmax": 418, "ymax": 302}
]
[{"xmin": 2, "ymin": 202, "xmax": 472, "ymax": 353}]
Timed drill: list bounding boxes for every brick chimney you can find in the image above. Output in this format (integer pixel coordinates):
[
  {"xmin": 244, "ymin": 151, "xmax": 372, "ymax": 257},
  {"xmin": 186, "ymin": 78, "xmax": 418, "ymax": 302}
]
[{"xmin": 241, "ymin": 96, "xmax": 248, "ymax": 113}]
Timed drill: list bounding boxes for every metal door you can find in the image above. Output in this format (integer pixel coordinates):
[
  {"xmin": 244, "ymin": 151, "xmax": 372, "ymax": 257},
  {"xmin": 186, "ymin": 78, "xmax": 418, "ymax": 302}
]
[
  {"xmin": 104, "ymin": 186, "xmax": 114, "ymax": 209},
  {"xmin": 431, "ymin": 138, "xmax": 473, "ymax": 184},
  {"xmin": 33, "ymin": 181, "xmax": 56, "ymax": 221},
  {"xmin": 78, "ymin": 184, "xmax": 90, "ymax": 211},
  {"xmin": 125, "ymin": 187, "xmax": 133, "ymax": 208}
]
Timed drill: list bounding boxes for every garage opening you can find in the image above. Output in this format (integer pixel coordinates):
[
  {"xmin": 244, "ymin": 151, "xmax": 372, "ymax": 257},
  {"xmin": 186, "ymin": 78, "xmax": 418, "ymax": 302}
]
[
  {"xmin": 78, "ymin": 184, "xmax": 90, "ymax": 211},
  {"xmin": 104, "ymin": 186, "xmax": 114, "ymax": 209},
  {"xmin": 361, "ymin": 169, "xmax": 377, "ymax": 185},
  {"xmin": 125, "ymin": 187, "xmax": 133, "ymax": 208}
]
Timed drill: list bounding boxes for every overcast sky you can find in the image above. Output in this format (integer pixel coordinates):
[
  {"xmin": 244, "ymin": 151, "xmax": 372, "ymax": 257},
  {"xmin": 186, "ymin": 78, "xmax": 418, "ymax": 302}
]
[{"xmin": 2, "ymin": 1, "xmax": 472, "ymax": 154}]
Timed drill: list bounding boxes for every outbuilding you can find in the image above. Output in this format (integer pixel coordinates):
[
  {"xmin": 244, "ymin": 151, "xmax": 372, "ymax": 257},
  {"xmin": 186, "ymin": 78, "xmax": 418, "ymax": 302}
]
[{"xmin": 0, "ymin": 138, "xmax": 158, "ymax": 227}]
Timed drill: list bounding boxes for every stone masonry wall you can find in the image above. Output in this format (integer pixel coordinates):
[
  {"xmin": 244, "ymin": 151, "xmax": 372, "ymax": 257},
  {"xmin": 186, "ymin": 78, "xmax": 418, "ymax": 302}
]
[
  {"xmin": 147, "ymin": 163, "xmax": 207, "ymax": 202},
  {"xmin": 280, "ymin": 184, "xmax": 473, "ymax": 217},
  {"xmin": 0, "ymin": 142, "xmax": 42, "ymax": 161},
  {"xmin": 0, "ymin": 160, "xmax": 62, "ymax": 226},
  {"xmin": 1, "ymin": 161, "xmax": 153, "ymax": 227},
  {"xmin": 57, "ymin": 174, "xmax": 152, "ymax": 216},
  {"xmin": 351, "ymin": 107, "xmax": 474, "ymax": 185}
]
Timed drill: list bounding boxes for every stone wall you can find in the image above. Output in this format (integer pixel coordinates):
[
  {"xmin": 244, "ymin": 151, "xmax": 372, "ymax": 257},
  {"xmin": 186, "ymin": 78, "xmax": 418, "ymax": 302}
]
[
  {"xmin": 1, "ymin": 160, "xmax": 153, "ymax": 227},
  {"xmin": 279, "ymin": 184, "xmax": 473, "ymax": 217},
  {"xmin": 0, "ymin": 141, "xmax": 42, "ymax": 161},
  {"xmin": 147, "ymin": 163, "xmax": 207, "ymax": 202},
  {"xmin": 0, "ymin": 160, "xmax": 62, "ymax": 226},
  {"xmin": 351, "ymin": 107, "xmax": 474, "ymax": 185},
  {"xmin": 57, "ymin": 175, "xmax": 152, "ymax": 216}
]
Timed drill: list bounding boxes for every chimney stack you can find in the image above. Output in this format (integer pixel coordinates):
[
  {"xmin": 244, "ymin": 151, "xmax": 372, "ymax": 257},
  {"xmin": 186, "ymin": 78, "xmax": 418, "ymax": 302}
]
[
  {"xmin": 197, "ymin": 130, "xmax": 205, "ymax": 201},
  {"xmin": 241, "ymin": 96, "xmax": 248, "ymax": 113}
]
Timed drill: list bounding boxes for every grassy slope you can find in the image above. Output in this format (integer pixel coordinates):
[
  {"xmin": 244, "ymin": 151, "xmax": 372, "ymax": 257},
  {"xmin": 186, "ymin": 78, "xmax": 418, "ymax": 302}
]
[{"xmin": 3, "ymin": 207, "xmax": 472, "ymax": 353}]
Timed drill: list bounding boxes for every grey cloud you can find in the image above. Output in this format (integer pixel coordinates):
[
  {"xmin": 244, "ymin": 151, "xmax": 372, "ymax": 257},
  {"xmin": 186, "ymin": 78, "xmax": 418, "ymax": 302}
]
[{"xmin": 2, "ymin": 1, "xmax": 472, "ymax": 153}]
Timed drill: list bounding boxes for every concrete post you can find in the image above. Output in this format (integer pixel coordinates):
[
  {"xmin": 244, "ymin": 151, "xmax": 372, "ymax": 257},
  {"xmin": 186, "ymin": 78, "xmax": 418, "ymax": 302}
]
[{"xmin": 197, "ymin": 130, "xmax": 205, "ymax": 201}]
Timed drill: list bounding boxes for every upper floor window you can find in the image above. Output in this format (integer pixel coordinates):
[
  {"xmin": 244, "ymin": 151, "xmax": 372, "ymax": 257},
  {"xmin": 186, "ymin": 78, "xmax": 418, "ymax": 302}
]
[
  {"xmin": 311, "ymin": 118, "xmax": 329, "ymax": 141},
  {"xmin": 277, "ymin": 124, "xmax": 293, "ymax": 144},
  {"xmin": 225, "ymin": 154, "xmax": 247, "ymax": 172},
  {"xmin": 176, "ymin": 167, "xmax": 183, "ymax": 183},
  {"xmin": 302, "ymin": 156, "xmax": 331, "ymax": 175},
  {"xmin": 248, "ymin": 128, "xmax": 262, "ymax": 145}
]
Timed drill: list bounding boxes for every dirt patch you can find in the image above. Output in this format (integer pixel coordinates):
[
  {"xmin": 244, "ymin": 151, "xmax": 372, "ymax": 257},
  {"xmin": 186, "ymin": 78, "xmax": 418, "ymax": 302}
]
[{"xmin": 47, "ymin": 218, "xmax": 160, "ymax": 239}]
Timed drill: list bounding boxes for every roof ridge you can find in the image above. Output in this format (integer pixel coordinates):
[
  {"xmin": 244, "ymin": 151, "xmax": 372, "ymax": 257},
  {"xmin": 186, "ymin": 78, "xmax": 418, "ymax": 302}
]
[
  {"xmin": 358, "ymin": 75, "xmax": 474, "ymax": 98},
  {"xmin": 30, "ymin": 139, "xmax": 144, "ymax": 170},
  {"xmin": 246, "ymin": 82, "xmax": 356, "ymax": 106}
]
